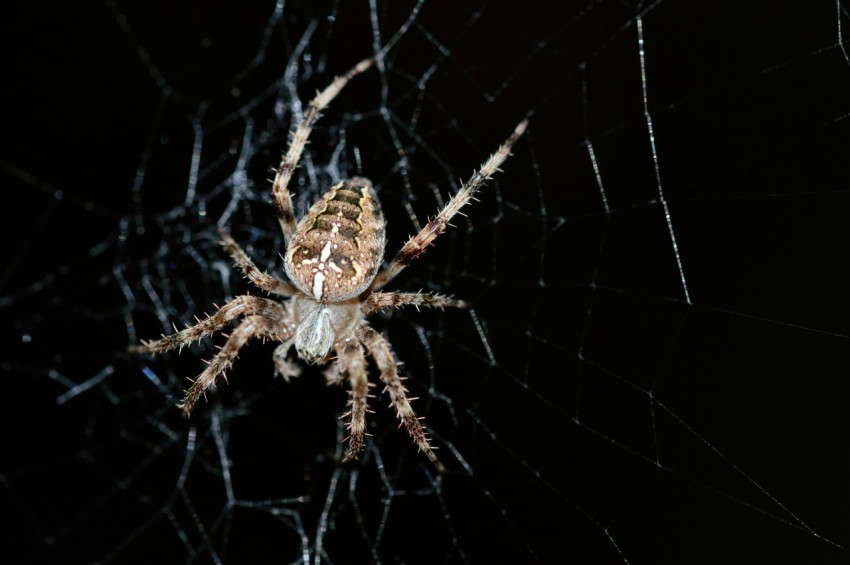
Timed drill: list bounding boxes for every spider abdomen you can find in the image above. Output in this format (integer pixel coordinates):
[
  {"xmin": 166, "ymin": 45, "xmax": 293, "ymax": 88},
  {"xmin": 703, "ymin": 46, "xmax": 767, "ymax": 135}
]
[{"xmin": 284, "ymin": 178, "xmax": 386, "ymax": 301}]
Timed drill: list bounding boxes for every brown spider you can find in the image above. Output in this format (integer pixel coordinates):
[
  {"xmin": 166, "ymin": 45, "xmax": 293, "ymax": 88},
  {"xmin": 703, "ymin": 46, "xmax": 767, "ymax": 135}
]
[{"xmin": 130, "ymin": 57, "xmax": 527, "ymax": 470}]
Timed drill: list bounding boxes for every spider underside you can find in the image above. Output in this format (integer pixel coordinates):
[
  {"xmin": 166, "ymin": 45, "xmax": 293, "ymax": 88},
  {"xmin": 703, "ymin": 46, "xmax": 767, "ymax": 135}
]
[{"xmin": 131, "ymin": 57, "xmax": 527, "ymax": 470}]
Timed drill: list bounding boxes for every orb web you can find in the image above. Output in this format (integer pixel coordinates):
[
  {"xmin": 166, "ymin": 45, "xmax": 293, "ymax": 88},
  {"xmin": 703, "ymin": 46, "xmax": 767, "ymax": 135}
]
[{"xmin": 3, "ymin": 1, "xmax": 850, "ymax": 563}]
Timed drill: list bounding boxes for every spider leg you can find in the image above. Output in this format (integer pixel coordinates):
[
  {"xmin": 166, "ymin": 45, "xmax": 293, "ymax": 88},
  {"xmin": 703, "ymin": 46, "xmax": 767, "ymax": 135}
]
[
  {"xmin": 357, "ymin": 325, "xmax": 444, "ymax": 472},
  {"xmin": 323, "ymin": 347, "xmax": 347, "ymax": 387},
  {"xmin": 363, "ymin": 291, "xmax": 468, "ymax": 316},
  {"xmin": 179, "ymin": 314, "xmax": 289, "ymax": 416},
  {"xmin": 337, "ymin": 343, "xmax": 371, "ymax": 463},
  {"xmin": 272, "ymin": 58, "xmax": 373, "ymax": 245},
  {"xmin": 272, "ymin": 337, "xmax": 301, "ymax": 382},
  {"xmin": 369, "ymin": 119, "xmax": 528, "ymax": 291},
  {"xmin": 129, "ymin": 296, "xmax": 287, "ymax": 355},
  {"xmin": 219, "ymin": 227, "xmax": 296, "ymax": 297}
]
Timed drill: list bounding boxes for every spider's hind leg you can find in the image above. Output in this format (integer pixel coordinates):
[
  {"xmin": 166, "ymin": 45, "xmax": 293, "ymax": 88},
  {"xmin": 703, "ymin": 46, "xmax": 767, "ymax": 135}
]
[
  {"xmin": 179, "ymin": 315, "xmax": 287, "ymax": 416},
  {"xmin": 272, "ymin": 58, "xmax": 373, "ymax": 244},
  {"xmin": 337, "ymin": 343, "xmax": 372, "ymax": 463},
  {"xmin": 357, "ymin": 325, "xmax": 444, "ymax": 472}
]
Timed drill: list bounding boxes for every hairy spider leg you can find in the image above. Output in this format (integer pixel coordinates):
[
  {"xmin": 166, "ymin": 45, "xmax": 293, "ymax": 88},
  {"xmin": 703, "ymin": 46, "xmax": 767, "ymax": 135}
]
[
  {"xmin": 272, "ymin": 58, "xmax": 374, "ymax": 246},
  {"xmin": 338, "ymin": 343, "xmax": 372, "ymax": 462},
  {"xmin": 363, "ymin": 291, "xmax": 467, "ymax": 315},
  {"xmin": 357, "ymin": 325, "xmax": 445, "ymax": 472},
  {"xmin": 219, "ymin": 228, "xmax": 296, "ymax": 297},
  {"xmin": 369, "ymin": 119, "xmax": 528, "ymax": 291},
  {"xmin": 179, "ymin": 315, "xmax": 294, "ymax": 415},
  {"xmin": 129, "ymin": 296, "xmax": 287, "ymax": 355}
]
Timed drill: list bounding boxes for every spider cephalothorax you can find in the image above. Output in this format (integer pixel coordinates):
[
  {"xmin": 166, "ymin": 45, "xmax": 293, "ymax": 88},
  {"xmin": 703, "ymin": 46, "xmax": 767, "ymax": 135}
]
[{"xmin": 130, "ymin": 57, "xmax": 527, "ymax": 470}]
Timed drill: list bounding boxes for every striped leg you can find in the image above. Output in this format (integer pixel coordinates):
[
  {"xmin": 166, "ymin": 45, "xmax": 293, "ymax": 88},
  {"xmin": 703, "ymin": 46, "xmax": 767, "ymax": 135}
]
[
  {"xmin": 369, "ymin": 119, "xmax": 527, "ymax": 291},
  {"xmin": 363, "ymin": 291, "xmax": 467, "ymax": 315},
  {"xmin": 272, "ymin": 58, "xmax": 373, "ymax": 244},
  {"xmin": 357, "ymin": 325, "xmax": 444, "ymax": 472}
]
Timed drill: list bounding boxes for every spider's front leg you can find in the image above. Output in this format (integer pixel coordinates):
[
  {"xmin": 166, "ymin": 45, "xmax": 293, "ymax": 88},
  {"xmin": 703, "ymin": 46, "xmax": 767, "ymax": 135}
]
[
  {"xmin": 357, "ymin": 325, "xmax": 444, "ymax": 472},
  {"xmin": 129, "ymin": 296, "xmax": 286, "ymax": 355}
]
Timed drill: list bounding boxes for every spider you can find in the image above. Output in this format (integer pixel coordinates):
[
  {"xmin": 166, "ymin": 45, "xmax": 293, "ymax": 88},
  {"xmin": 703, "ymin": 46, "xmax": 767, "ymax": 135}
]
[{"xmin": 130, "ymin": 57, "xmax": 527, "ymax": 470}]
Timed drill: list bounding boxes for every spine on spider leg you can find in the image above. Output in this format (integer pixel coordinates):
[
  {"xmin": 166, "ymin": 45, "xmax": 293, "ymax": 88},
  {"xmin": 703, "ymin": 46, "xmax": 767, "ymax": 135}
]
[
  {"xmin": 443, "ymin": 118, "xmax": 529, "ymax": 215},
  {"xmin": 436, "ymin": 118, "xmax": 529, "ymax": 229},
  {"xmin": 477, "ymin": 118, "xmax": 528, "ymax": 180}
]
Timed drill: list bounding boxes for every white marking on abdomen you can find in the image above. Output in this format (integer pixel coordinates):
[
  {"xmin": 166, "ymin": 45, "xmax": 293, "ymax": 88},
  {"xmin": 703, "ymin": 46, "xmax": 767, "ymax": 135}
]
[
  {"xmin": 312, "ymin": 272, "xmax": 326, "ymax": 299},
  {"xmin": 320, "ymin": 240, "xmax": 332, "ymax": 262}
]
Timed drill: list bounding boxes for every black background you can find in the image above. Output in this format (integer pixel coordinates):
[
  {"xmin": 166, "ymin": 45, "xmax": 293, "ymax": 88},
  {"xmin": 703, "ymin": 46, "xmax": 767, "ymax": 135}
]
[{"xmin": 4, "ymin": 1, "xmax": 850, "ymax": 563}]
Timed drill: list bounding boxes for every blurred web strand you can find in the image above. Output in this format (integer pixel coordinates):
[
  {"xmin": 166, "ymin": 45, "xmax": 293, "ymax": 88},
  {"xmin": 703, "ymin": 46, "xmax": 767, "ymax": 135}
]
[
  {"xmin": 584, "ymin": 141, "xmax": 610, "ymax": 214},
  {"xmin": 840, "ymin": 0, "xmax": 850, "ymax": 67},
  {"xmin": 370, "ymin": 0, "xmax": 427, "ymax": 233},
  {"xmin": 55, "ymin": 365, "xmax": 115, "ymax": 404},
  {"xmin": 635, "ymin": 15, "xmax": 691, "ymax": 304},
  {"xmin": 469, "ymin": 308, "xmax": 497, "ymax": 366}
]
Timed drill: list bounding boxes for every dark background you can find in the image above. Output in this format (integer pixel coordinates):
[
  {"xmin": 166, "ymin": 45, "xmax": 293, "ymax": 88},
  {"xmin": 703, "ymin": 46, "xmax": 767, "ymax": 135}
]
[{"xmin": 3, "ymin": 1, "xmax": 850, "ymax": 563}]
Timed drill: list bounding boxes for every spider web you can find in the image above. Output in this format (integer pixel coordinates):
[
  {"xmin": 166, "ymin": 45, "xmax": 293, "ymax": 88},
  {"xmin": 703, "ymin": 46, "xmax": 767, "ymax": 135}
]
[{"xmin": 4, "ymin": 0, "xmax": 850, "ymax": 562}]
